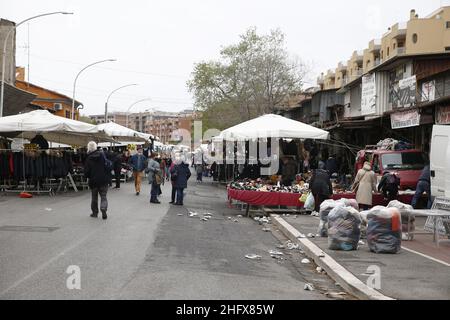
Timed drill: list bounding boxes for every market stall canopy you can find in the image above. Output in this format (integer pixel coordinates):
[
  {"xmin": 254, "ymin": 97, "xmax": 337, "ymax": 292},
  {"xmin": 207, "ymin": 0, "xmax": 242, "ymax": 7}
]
[
  {"xmin": 216, "ymin": 114, "xmax": 330, "ymax": 140},
  {"xmin": 96, "ymin": 122, "xmax": 150, "ymax": 142},
  {"xmin": 0, "ymin": 110, "xmax": 114, "ymax": 146}
]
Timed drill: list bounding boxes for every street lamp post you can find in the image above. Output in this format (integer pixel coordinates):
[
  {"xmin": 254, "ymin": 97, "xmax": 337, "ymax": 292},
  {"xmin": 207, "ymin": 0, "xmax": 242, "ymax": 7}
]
[
  {"xmin": 125, "ymin": 98, "xmax": 152, "ymax": 129},
  {"xmin": 71, "ymin": 58, "xmax": 116, "ymax": 120},
  {"xmin": 104, "ymin": 83, "xmax": 137, "ymax": 122},
  {"xmin": 0, "ymin": 11, "xmax": 73, "ymax": 117}
]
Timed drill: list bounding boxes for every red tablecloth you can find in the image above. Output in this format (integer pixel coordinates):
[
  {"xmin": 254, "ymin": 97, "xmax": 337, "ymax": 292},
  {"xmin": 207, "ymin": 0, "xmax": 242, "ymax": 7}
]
[
  {"xmin": 227, "ymin": 188, "xmax": 303, "ymax": 207},
  {"xmin": 227, "ymin": 188, "xmax": 415, "ymax": 208}
]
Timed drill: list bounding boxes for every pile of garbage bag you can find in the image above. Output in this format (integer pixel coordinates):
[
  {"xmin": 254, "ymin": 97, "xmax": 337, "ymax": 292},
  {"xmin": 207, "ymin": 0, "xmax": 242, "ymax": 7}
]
[
  {"xmin": 317, "ymin": 198, "xmax": 359, "ymax": 237},
  {"xmin": 387, "ymin": 200, "xmax": 415, "ymax": 234},
  {"xmin": 327, "ymin": 206, "xmax": 361, "ymax": 251},
  {"xmin": 367, "ymin": 207, "xmax": 402, "ymax": 253}
]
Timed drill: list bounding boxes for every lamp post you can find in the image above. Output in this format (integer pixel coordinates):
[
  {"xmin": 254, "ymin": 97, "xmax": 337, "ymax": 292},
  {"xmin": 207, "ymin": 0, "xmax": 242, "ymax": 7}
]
[
  {"xmin": 104, "ymin": 83, "xmax": 137, "ymax": 122},
  {"xmin": 71, "ymin": 58, "xmax": 116, "ymax": 119},
  {"xmin": 0, "ymin": 11, "xmax": 73, "ymax": 117},
  {"xmin": 125, "ymin": 98, "xmax": 152, "ymax": 129}
]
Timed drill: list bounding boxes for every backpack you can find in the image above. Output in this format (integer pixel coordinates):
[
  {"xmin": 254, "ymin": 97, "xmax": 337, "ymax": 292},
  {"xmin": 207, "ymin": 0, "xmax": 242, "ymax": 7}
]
[{"xmin": 101, "ymin": 152, "xmax": 113, "ymax": 172}]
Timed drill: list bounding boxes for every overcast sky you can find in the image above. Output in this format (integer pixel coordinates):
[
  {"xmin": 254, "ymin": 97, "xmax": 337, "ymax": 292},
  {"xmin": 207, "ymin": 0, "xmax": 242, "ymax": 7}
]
[{"xmin": 1, "ymin": 0, "xmax": 448, "ymax": 116}]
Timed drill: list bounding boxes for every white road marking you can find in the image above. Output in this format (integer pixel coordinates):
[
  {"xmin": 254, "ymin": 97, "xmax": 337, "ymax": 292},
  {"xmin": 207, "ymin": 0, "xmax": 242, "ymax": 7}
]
[
  {"xmin": 402, "ymin": 246, "xmax": 450, "ymax": 267},
  {"xmin": 0, "ymin": 228, "xmax": 98, "ymax": 297}
]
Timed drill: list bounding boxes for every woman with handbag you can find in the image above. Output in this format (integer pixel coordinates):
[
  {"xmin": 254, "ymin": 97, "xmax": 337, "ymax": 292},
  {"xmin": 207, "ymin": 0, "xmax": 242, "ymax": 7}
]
[{"xmin": 352, "ymin": 161, "xmax": 377, "ymax": 210}]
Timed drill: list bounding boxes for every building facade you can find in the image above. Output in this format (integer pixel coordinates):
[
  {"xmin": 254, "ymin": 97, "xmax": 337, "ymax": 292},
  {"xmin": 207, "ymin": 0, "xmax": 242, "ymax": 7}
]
[
  {"xmin": 90, "ymin": 109, "xmax": 195, "ymax": 144},
  {"xmin": 279, "ymin": 6, "xmax": 450, "ymax": 169},
  {"xmin": 15, "ymin": 67, "xmax": 82, "ymax": 119}
]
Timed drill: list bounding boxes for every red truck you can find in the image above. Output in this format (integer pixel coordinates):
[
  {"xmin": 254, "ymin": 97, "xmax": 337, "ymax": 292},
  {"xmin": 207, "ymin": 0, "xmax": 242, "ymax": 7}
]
[{"xmin": 355, "ymin": 147, "xmax": 428, "ymax": 190}]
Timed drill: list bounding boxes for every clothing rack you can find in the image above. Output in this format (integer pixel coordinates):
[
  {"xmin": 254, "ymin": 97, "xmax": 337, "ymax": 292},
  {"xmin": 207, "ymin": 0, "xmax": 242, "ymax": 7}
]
[{"xmin": 0, "ymin": 148, "xmax": 80, "ymax": 196}]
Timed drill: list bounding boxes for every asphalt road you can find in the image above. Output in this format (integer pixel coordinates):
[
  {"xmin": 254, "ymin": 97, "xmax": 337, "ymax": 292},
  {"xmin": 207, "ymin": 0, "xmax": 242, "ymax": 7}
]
[{"xmin": 0, "ymin": 172, "xmax": 344, "ymax": 300}]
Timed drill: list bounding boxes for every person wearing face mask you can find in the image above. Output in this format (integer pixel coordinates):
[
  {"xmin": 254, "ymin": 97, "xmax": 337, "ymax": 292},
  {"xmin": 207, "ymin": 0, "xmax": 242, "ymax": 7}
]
[{"xmin": 128, "ymin": 146, "xmax": 148, "ymax": 195}]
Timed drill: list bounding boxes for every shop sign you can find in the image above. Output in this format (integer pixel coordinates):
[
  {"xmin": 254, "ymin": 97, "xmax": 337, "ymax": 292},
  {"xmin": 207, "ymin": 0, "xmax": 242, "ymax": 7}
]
[
  {"xmin": 24, "ymin": 143, "xmax": 39, "ymax": 150},
  {"xmin": 361, "ymin": 73, "xmax": 376, "ymax": 116},
  {"xmin": 391, "ymin": 109, "xmax": 420, "ymax": 129},
  {"xmin": 391, "ymin": 75, "xmax": 416, "ymax": 109},
  {"xmin": 436, "ymin": 105, "xmax": 450, "ymax": 125},
  {"xmin": 421, "ymin": 80, "xmax": 436, "ymax": 102}
]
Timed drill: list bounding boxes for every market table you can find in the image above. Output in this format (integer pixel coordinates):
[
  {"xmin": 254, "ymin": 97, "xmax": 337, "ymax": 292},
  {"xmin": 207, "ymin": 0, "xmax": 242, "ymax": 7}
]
[{"xmin": 227, "ymin": 187, "xmax": 416, "ymax": 215}]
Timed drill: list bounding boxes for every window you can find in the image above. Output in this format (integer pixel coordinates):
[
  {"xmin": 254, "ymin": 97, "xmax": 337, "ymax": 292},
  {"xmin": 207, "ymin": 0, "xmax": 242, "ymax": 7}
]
[
  {"xmin": 446, "ymin": 21, "xmax": 450, "ymax": 28},
  {"xmin": 373, "ymin": 155, "xmax": 380, "ymax": 173},
  {"xmin": 387, "ymin": 47, "xmax": 390, "ymax": 56},
  {"xmin": 393, "ymin": 43, "xmax": 396, "ymax": 49},
  {"xmin": 65, "ymin": 110, "xmax": 70, "ymax": 118},
  {"xmin": 412, "ymin": 33, "xmax": 418, "ymax": 43},
  {"xmin": 381, "ymin": 152, "xmax": 427, "ymax": 171}
]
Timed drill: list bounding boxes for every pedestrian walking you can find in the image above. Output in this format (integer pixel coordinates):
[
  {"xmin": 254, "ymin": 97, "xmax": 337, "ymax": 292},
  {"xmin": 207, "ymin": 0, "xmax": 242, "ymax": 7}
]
[
  {"xmin": 169, "ymin": 155, "xmax": 178, "ymax": 204},
  {"xmin": 412, "ymin": 165, "xmax": 432, "ymax": 209},
  {"xmin": 112, "ymin": 150, "xmax": 122, "ymax": 189},
  {"xmin": 195, "ymin": 163, "xmax": 203, "ymax": 182},
  {"xmin": 352, "ymin": 161, "xmax": 377, "ymax": 210},
  {"xmin": 146, "ymin": 153, "xmax": 162, "ymax": 204},
  {"xmin": 309, "ymin": 162, "xmax": 333, "ymax": 213},
  {"xmin": 171, "ymin": 156, "xmax": 191, "ymax": 205},
  {"xmin": 128, "ymin": 147, "xmax": 147, "ymax": 195},
  {"xmin": 84, "ymin": 141, "xmax": 110, "ymax": 220}
]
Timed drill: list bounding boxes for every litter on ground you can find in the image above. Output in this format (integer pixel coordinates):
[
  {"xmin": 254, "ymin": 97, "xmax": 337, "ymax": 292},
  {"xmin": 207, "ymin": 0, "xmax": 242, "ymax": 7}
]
[
  {"xmin": 269, "ymin": 250, "xmax": 283, "ymax": 256},
  {"xmin": 304, "ymin": 283, "xmax": 315, "ymax": 291},
  {"xmin": 301, "ymin": 258, "xmax": 311, "ymax": 264},
  {"xmin": 245, "ymin": 254, "xmax": 262, "ymax": 260}
]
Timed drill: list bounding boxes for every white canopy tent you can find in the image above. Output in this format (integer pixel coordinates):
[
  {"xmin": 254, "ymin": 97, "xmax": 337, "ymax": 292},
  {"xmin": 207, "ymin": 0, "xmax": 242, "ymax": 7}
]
[
  {"xmin": 96, "ymin": 122, "xmax": 151, "ymax": 142},
  {"xmin": 0, "ymin": 110, "xmax": 113, "ymax": 146},
  {"xmin": 215, "ymin": 114, "xmax": 329, "ymax": 141}
]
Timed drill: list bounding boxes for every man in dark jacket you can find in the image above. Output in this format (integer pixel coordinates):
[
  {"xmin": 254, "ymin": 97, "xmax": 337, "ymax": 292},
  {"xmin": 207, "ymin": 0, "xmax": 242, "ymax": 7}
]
[
  {"xmin": 105, "ymin": 149, "xmax": 122, "ymax": 189},
  {"xmin": 412, "ymin": 165, "xmax": 432, "ymax": 209},
  {"xmin": 378, "ymin": 172, "xmax": 400, "ymax": 202},
  {"xmin": 309, "ymin": 163, "xmax": 333, "ymax": 213},
  {"xmin": 170, "ymin": 157, "xmax": 191, "ymax": 205},
  {"xmin": 84, "ymin": 141, "xmax": 109, "ymax": 220}
]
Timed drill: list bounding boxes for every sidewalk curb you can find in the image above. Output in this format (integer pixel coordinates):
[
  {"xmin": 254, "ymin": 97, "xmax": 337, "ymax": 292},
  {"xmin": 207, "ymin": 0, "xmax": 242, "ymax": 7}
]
[{"xmin": 271, "ymin": 215, "xmax": 395, "ymax": 300}]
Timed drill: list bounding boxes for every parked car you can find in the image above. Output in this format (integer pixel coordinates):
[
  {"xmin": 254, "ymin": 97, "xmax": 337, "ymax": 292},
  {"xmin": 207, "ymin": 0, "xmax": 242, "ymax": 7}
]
[{"xmin": 356, "ymin": 147, "xmax": 428, "ymax": 190}]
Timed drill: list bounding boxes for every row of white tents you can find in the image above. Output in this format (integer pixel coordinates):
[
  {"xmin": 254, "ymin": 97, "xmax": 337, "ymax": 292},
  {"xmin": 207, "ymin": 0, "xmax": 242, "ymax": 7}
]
[
  {"xmin": 0, "ymin": 110, "xmax": 158, "ymax": 147},
  {"xmin": 0, "ymin": 111, "xmax": 329, "ymax": 152}
]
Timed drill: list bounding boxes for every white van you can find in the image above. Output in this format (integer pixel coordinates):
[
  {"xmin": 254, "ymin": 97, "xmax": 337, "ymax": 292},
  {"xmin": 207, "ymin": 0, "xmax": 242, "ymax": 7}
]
[{"xmin": 430, "ymin": 125, "xmax": 450, "ymax": 198}]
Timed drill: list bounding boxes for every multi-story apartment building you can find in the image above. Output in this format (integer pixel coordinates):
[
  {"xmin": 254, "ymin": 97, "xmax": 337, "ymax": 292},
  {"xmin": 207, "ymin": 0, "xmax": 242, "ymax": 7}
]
[
  {"xmin": 281, "ymin": 6, "xmax": 450, "ymax": 160},
  {"xmin": 94, "ymin": 109, "xmax": 195, "ymax": 144},
  {"xmin": 90, "ymin": 112, "xmax": 128, "ymax": 126}
]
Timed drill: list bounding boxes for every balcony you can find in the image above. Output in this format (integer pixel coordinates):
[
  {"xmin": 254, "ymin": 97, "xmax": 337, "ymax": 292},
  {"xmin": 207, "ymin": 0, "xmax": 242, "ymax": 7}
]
[{"xmin": 396, "ymin": 47, "xmax": 405, "ymax": 55}]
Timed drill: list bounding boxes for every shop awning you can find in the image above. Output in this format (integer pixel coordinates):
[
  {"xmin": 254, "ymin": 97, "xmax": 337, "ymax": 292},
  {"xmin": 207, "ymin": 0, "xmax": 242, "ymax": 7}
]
[
  {"xmin": 216, "ymin": 114, "xmax": 330, "ymax": 140},
  {"xmin": 2, "ymin": 83, "xmax": 37, "ymax": 116}
]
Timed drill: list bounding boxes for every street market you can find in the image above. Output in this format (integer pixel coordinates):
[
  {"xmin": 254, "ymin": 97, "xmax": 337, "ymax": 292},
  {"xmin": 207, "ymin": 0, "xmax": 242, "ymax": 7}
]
[{"xmin": 1, "ymin": 1, "xmax": 450, "ymax": 307}]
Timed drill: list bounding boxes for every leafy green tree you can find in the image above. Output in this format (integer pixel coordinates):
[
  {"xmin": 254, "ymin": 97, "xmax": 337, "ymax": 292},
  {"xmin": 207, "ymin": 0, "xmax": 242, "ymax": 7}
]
[
  {"xmin": 188, "ymin": 27, "xmax": 307, "ymax": 131},
  {"xmin": 79, "ymin": 115, "xmax": 96, "ymax": 124}
]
